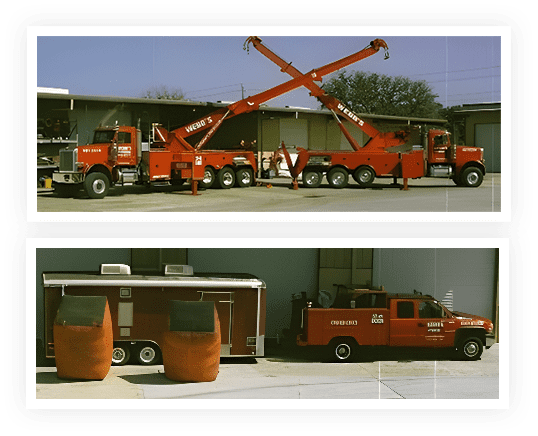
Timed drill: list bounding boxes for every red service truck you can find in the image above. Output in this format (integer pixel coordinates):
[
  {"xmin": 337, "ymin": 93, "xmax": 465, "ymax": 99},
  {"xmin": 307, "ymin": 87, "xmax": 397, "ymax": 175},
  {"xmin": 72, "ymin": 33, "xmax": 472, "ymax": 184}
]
[
  {"xmin": 297, "ymin": 286, "xmax": 495, "ymax": 362},
  {"xmin": 43, "ymin": 264, "xmax": 266, "ymax": 365}
]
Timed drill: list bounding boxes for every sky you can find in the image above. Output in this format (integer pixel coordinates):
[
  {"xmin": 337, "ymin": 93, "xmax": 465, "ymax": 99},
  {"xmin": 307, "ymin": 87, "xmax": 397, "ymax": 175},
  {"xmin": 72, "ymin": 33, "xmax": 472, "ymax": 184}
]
[{"xmin": 37, "ymin": 34, "xmax": 501, "ymax": 110}]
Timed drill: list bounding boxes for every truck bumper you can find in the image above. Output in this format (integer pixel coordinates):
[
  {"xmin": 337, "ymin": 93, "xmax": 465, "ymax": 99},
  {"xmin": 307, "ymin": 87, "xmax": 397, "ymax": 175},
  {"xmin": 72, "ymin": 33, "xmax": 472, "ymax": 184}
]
[
  {"xmin": 485, "ymin": 334, "xmax": 496, "ymax": 349},
  {"xmin": 53, "ymin": 172, "xmax": 84, "ymax": 184}
]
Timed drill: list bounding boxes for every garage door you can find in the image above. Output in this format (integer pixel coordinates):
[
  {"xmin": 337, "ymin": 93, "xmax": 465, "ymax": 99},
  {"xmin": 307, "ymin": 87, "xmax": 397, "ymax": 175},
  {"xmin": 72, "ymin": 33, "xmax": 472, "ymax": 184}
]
[{"xmin": 475, "ymin": 123, "xmax": 501, "ymax": 173}]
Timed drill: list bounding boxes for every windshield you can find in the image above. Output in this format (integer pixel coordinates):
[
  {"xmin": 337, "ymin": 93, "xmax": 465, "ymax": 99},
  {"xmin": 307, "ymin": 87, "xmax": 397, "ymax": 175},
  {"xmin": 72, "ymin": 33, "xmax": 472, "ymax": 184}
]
[{"xmin": 92, "ymin": 130, "xmax": 116, "ymax": 144}]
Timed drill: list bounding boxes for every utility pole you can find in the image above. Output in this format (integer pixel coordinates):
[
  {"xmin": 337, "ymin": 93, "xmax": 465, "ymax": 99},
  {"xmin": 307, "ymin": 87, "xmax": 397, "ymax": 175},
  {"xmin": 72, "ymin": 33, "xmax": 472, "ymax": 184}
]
[{"xmin": 241, "ymin": 83, "xmax": 245, "ymax": 99}]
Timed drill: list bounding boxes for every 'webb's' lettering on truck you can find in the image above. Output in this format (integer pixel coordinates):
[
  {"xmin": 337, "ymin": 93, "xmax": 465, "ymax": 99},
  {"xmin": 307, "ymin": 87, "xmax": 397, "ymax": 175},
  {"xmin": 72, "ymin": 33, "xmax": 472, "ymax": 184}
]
[
  {"xmin": 337, "ymin": 103, "xmax": 364, "ymax": 126},
  {"xmin": 185, "ymin": 116, "xmax": 213, "ymax": 133}
]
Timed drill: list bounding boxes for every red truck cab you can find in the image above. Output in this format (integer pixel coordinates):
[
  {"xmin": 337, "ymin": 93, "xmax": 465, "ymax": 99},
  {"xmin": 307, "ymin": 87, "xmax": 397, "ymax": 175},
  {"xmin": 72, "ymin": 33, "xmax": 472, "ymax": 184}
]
[{"xmin": 297, "ymin": 287, "xmax": 494, "ymax": 362}]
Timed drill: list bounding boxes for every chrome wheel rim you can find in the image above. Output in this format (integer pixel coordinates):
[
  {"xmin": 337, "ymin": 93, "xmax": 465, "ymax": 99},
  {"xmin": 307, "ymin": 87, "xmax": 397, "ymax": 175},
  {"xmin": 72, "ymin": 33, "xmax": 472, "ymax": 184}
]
[
  {"xmin": 336, "ymin": 344, "xmax": 351, "ymax": 360},
  {"xmin": 139, "ymin": 347, "xmax": 156, "ymax": 363},
  {"xmin": 92, "ymin": 179, "xmax": 106, "ymax": 194}
]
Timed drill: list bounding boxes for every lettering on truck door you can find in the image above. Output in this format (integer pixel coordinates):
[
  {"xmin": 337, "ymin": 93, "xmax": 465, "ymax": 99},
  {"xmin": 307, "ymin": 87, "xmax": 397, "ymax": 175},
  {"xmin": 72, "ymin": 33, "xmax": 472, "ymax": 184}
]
[{"xmin": 416, "ymin": 300, "xmax": 454, "ymax": 346}]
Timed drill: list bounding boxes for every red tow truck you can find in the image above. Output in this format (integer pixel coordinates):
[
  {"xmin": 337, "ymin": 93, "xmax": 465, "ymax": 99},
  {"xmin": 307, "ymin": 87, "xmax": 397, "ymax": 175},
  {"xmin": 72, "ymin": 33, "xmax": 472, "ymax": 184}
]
[
  {"xmin": 52, "ymin": 37, "xmax": 390, "ymax": 199},
  {"xmin": 246, "ymin": 37, "xmax": 486, "ymax": 189},
  {"xmin": 297, "ymin": 286, "xmax": 495, "ymax": 362}
]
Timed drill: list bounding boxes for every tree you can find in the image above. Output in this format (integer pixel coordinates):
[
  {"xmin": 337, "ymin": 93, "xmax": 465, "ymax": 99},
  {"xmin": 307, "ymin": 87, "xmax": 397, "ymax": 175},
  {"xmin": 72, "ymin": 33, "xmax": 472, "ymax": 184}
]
[
  {"xmin": 322, "ymin": 71, "xmax": 442, "ymax": 119},
  {"xmin": 141, "ymin": 85, "xmax": 186, "ymax": 100}
]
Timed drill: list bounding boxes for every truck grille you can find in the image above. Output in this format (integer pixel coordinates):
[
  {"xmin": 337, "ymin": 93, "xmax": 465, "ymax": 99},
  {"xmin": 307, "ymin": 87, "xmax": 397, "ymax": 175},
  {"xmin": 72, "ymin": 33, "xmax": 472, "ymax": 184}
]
[{"xmin": 59, "ymin": 149, "xmax": 77, "ymax": 172}]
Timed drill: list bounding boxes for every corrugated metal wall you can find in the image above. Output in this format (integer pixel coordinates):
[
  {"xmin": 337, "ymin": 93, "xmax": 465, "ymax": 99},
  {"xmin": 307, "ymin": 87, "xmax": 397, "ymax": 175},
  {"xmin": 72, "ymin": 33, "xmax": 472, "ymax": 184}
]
[{"xmin": 372, "ymin": 248, "xmax": 496, "ymax": 321}]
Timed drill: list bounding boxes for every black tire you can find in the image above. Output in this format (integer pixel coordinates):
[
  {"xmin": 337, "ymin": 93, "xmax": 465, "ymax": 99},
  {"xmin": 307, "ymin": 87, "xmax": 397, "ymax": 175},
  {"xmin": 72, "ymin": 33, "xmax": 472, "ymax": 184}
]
[
  {"xmin": 302, "ymin": 169, "xmax": 323, "ymax": 188},
  {"xmin": 353, "ymin": 166, "xmax": 375, "ymax": 187},
  {"xmin": 83, "ymin": 172, "xmax": 110, "ymax": 199},
  {"xmin": 459, "ymin": 337, "xmax": 483, "ymax": 361},
  {"xmin": 112, "ymin": 344, "xmax": 130, "ymax": 366},
  {"xmin": 459, "ymin": 167, "xmax": 483, "ymax": 187},
  {"xmin": 327, "ymin": 167, "xmax": 349, "ymax": 189},
  {"xmin": 199, "ymin": 167, "xmax": 215, "ymax": 189},
  {"xmin": 217, "ymin": 167, "xmax": 236, "ymax": 189},
  {"xmin": 330, "ymin": 338, "xmax": 356, "ymax": 363},
  {"xmin": 235, "ymin": 168, "xmax": 254, "ymax": 187},
  {"xmin": 137, "ymin": 344, "xmax": 161, "ymax": 365}
]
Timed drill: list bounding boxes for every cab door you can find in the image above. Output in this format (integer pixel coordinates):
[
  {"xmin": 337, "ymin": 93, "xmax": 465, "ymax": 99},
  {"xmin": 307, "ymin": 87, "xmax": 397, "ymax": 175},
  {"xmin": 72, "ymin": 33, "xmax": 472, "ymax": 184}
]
[
  {"xmin": 114, "ymin": 129, "xmax": 137, "ymax": 166},
  {"xmin": 415, "ymin": 300, "xmax": 453, "ymax": 347},
  {"xmin": 389, "ymin": 299, "xmax": 421, "ymax": 346}
]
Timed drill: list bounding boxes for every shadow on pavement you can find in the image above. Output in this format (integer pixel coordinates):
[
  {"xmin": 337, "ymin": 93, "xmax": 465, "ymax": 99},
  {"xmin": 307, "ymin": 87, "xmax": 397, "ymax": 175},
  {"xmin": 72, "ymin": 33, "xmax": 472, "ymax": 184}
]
[{"xmin": 265, "ymin": 343, "xmax": 459, "ymax": 364}]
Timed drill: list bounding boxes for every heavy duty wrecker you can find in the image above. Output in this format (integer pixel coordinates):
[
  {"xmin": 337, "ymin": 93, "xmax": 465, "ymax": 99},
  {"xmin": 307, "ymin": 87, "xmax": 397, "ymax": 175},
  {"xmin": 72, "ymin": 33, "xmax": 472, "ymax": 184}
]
[
  {"xmin": 52, "ymin": 37, "xmax": 390, "ymax": 199},
  {"xmin": 245, "ymin": 37, "xmax": 486, "ymax": 190},
  {"xmin": 297, "ymin": 286, "xmax": 495, "ymax": 362}
]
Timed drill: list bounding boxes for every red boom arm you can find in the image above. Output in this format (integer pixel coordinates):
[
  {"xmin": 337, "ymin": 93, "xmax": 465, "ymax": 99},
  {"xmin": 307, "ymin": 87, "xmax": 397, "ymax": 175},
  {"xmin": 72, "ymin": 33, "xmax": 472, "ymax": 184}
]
[
  {"xmin": 245, "ymin": 36, "xmax": 388, "ymax": 151},
  {"xmin": 156, "ymin": 37, "xmax": 393, "ymax": 153}
]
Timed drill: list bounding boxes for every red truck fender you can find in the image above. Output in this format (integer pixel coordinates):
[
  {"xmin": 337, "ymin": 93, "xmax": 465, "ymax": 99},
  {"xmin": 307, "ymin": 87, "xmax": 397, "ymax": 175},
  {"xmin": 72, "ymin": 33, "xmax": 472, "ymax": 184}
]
[{"xmin": 454, "ymin": 327, "xmax": 487, "ymax": 360}]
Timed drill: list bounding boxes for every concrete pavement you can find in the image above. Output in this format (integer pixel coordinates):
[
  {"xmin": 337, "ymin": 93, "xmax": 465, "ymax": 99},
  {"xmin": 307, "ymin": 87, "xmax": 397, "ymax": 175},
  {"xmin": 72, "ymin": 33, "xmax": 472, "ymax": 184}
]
[
  {"xmin": 35, "ymin": 344, "xmax": 499, "ymax": 400},
  {"xmin": 36, "ymin": 174, "xmax": 501, "ymax": 213}
]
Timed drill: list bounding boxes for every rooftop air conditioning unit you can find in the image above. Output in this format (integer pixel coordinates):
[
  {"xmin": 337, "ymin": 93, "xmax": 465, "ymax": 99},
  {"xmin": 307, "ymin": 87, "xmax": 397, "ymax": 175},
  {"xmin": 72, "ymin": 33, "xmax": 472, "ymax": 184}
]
[
  {"xmin": 164, "ymin": 265, "xmax": 194, "ymax": 276},
  {"xmin": 100, "ymin": 264, "xmax": 131, "ymax": 275}
]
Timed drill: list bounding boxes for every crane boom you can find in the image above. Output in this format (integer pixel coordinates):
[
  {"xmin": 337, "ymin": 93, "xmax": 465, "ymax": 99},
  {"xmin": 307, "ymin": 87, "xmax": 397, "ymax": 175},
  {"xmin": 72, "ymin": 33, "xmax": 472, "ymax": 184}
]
[
  {"xmin": 244, "ymin": 36, "xmax": 407, "ymax": 152},
  {"xmin": 155, "ymin": 38, "xmax": 392, "ymax": 153}
]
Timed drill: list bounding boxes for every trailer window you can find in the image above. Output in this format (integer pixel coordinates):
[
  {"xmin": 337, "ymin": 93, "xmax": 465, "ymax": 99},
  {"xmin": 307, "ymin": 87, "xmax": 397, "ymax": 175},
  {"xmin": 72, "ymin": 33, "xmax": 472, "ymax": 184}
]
[
  {"xmin": 397, "ymin": 301, "xmax": 414, "ymax": 318},
  {"xmin": 419, "ymin": 301, "xmax": 444, "ymax": 319}
]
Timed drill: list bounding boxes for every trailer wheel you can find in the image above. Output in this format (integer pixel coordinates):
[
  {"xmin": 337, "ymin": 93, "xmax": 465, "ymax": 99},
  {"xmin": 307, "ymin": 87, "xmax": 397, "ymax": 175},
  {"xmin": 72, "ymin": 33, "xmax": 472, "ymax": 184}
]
[
  {"xmin": 217, "ymin": 167, "xmax": 236, "ymax": 189},
  {"xmin": 199, "ymin": 167, "xmax": 215, "ymax": 189},
  {"xmin": 235, "ymin": 168, "xmax": 254, "ymax": 187},
  {"xmin": 137, "ymin": 344, "xmax": 161, "ymax": 365},
  {"xmin": 84, "ymin": 172, "xmax": 110, "ymax": 199},
  {"xmin": 330, "ymin": 338, "xmax": 356, "ymax": 363},
  {"xmin": 353, "ymin": 167, "xmax": 375, "ymax": 187},
  {"xmin": 460, "ymin": 167, "xmax": 483, "ymax": 187},
  {"xmin": 327, "ymin": 168, "xmax": 349, "ymax": 189},
  {"xmin": 302, "ymin": 169, "xmax": 323, "ymax": 188},
  {"xmin": 459, "ymin": 337, "xmax": 483, "ymax": 361},
  {"xmin": 112, "ymin": 345, "xmax": 130, "ymax": 366}
]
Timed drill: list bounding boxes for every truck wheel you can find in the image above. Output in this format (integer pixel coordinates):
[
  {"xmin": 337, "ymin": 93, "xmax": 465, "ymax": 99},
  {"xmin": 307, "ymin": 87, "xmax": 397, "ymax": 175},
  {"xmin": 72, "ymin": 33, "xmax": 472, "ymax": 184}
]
[
  {"xmin": 112, "ymin": 345, "xmax": 130, "ymax": 366},
  {"xmin": 217, "ymin": 167, "xmax": 235, "ymax": 189},
  {"xmin": 353, "ymin": 167, "xmax": 375, "ymax": 187},
  {"xmin": 460, "ymin": 167, "xmax": 483, "ymax": 187},
  {"xmin": 459, "ymin": 337, "xmax": 483, "ymax": 361},
  {"xmin": 199, "ymin": 167, "xmax": 215, "ymax": 189},
  {"xmin": 330, "ymin": 339, "xmax": 355, "ymax": 363},
  {"xmin": 235, "ymin": 168, "xmax": 253, "ymax": 187},
  {"xmin": 137, "ymin": 344, "xmax": 161, "ymax": 365},
  {"xmin": 302, "ymin": 169, "xmax": 323, "ymax": 188},
  {"xmin": 84, "ymin": 172, "xmax": 110, "ymax": 199},
  {"xmin": 327, "ymin": 168, "xmax": 349, "ymax": 189}
]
